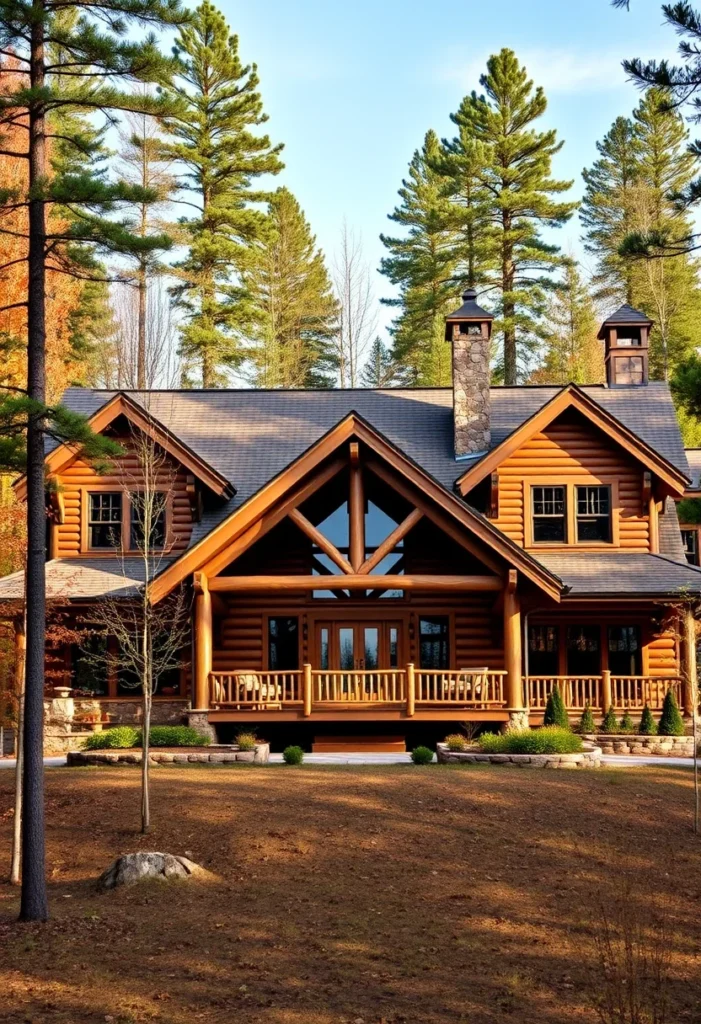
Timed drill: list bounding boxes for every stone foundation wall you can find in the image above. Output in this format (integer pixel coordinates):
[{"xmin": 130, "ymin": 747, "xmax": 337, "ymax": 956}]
[
  {"xmin": 436, "ymin": 741, "xmax": 602, "ymax": 769},
  {"xmin": 586, "ymin": 733, "xmax": 694, "ymax": 757}
]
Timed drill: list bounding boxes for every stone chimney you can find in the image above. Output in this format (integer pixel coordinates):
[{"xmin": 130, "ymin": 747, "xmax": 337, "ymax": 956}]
[{"xmin": 445, "ymin": 288, "xmax": 493, "ymax": 459}]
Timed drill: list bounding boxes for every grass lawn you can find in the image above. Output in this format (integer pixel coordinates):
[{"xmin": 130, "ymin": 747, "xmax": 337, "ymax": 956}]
[{"xmin": 1, "ymin": 763, "xmax": 700, "ymax": 1024}]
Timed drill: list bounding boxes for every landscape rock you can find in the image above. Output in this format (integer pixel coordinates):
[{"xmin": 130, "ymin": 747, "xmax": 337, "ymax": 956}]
[{"xmin": 97, "ymin": 852, "xmax": 215, "ymax": 891}]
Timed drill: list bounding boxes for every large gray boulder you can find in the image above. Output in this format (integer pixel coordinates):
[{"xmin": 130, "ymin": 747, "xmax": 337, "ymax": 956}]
[{"xmin": 97, "ymin": 852, "xmax": 213, "ymax": 890}]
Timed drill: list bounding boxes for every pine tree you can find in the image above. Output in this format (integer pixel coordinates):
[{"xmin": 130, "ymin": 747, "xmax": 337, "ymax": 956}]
[
  {"xmin": 163, "ymin": 2, "xmax": 283, "ymax": 387},
  {"xmin": 543, "ymin": 685, "xmax": 569, "ymax": 728},
  {"xmin": 658, "ymin": 688, "xmax": 685, "ymax": 736},
  {"xmin": 361, "ymin": 337, "xmax": 404, "ymax": 388},
  {"xmin": 244, "ymin": 187, "xmax": 337, "ymax": 388},
  {"xmin": 639, "ymin": 703, "xmax": 657, "ymax": 735},
  {"xmin": 619, "ymin": 710, "xmax": 635, "ymax": 734},
  {"xmin": 380, "ymin": 130, "xmax": 459, "ymax": 385},
  {"xmin": 578, "ymin": 702, "xmax": 596, "ymax": 735},
  {"xmin": 581, "ymin": 116, "xmax": 641, "ymax": 304},
  {"xmin": 0, "ymin": 0, "xmax": 187, "ymax": 922},
  {"xmin": 444, "ymin": 49, "xmax": 576, "ymax": 384},
  {"xmin": 532, "ymin": 262, "xmax": 603, "ymax": 384},
  {"xmin": 601, "ymin": 705, "xmax": 619, "ymax": 734}
]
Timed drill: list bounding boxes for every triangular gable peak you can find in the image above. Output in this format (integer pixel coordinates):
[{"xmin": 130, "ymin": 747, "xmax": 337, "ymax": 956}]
[
  {"xmin": 456, "ymin": 384, "xmax": 689, "ymax": 498},
  {"xmin": 149, "ymin": 411, "xmax": 563, "ymax": 604},
  {"xmin": 14, "ymin": 392, "xmax": 234, "ymax": 502}
]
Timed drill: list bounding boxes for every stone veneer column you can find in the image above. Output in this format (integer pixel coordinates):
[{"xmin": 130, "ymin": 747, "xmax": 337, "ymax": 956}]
[{"xmin": 452, "ymin": 323, "xmax": 491, "ymax": 458}]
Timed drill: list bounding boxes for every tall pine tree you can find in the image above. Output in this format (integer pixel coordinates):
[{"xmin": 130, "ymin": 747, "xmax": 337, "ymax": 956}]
[
  {"xmin": 244, "ymin": 187, "xmax": 338, "ymax": 388},
  {"xmin": 444, "ymin": 49, "xmax": 576, "ymax": 384},
  {"xmin": 531, "ymin": 262, "xmax": 603, "ymax": 384},
  {"xmin": 163, "ymin": 2, "xmax": 283, "ymax": 387},
  {"xmin": 380, "ymin": 130, "xmax": 458, "ymax": 385}
]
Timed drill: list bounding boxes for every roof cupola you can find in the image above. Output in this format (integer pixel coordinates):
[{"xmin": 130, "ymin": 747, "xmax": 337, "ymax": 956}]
[{"xmin": 597, "ymin": 304, "xmax": 652, "ymax": 387}]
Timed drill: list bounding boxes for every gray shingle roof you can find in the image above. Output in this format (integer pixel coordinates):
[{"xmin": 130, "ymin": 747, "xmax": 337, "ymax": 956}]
[
  {"xmin": 534, "ymin": 551, "xmax": 701, "ymax": 596},
  {"xmin": 659, "ymin": 498, "xmax": 687, "ymax": 563},
  {"xmin": 601, "ymin": 304, "xmax": 652, "ymax": 326},
  {"xmin": 684, "ymin": 448, "xmax": 701, "ymax": 492},
  {"xmin": 56, "ymin": 382, "xmax": 689, "ymax": 549},
  {"xmin": 0, "ymin": 557, "xmax": 176, "ymax": 601}
]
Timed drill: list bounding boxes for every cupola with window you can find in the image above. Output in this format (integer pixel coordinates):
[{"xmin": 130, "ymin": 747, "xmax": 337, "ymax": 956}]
[
  {"xmin": 445, "ymin": 288, "xmax": 494, "ymax": 459},
  {"xmin": 597, "ymin": 304, "xmax": 652, "ymax": 387}
]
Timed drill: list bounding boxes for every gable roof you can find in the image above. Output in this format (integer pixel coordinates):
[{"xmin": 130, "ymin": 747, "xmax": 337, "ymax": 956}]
[{"xmin": 456, "ymin": 384, "xmax": 690, "ymax": 496}]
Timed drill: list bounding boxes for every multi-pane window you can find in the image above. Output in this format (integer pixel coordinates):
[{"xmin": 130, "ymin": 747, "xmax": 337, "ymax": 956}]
[
  {"xmin": 566, "ymin": 625, "xmax": 601, "ymax": 676},
  {"xmin": 576, "ymin": 486, "xmax": 611, "ymax": 543},
  {"xmin": 71, "ymin": 636, "xmax": 109, "ymax": 695},
  {"xmin": 129, "ymin": 492, "xmax": 166, "ymax": 551},
  {"xmin": 528, "ymin": 625, "xmax": 559, "ymax": 676},
  {"xmin": 268, "ymin": 617, "xmax": 299, "ymax": 671},
  {"xmin": 88, "ymin": 492, "xmax": 122, "ymax": 549},
  {"xmin": 681, "ymin": 528, "xmax": 699, "ymax": 566},
  {"xmin": 419, "ymin": 616, "xmax": 449, "ymax": 669},
  {"xmin": 532, "ymin": 486, "xmax": 566, "ymax": 543},
  {"xmin": 614, "ymin": 355, "xmax": 644, "ymax": 385},
  {"xmin": 608, "ymin": 626, "xmax": 642, "ymax": 676}
]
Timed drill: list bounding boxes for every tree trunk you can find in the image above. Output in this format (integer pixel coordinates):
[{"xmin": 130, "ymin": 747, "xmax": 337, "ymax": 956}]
[
  {"xmin": 137, "ymin": 260, "xmax": 147, "ymax": 390},
  {"xmin": 11, "ymin": 621, "xmax": 25, "ymax": 886},
  {"xmin": 502, "ymin": 216, "xmax": 516, "ymax": 386},
  {"xmin": 141, "ymin": 686, "xmax": 151, "ymax": 834},
  {"xmin": 20, "ymin": 1, "xmax": 49, "ymax": 923}
]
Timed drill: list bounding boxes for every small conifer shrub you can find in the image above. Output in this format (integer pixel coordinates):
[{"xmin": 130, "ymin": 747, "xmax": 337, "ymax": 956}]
[
  {"xmin": 543, "ymin": 685, "xmax": 569, "ymax": 729},
  {"xmin": 236, "ymin": 732, "xmax": 257, "ymax": 752},
  {"xmin": 619, "ymin": 711, "xmax": 635, "ymax": 734},
  {"xmin": 658, "ymin": 689, "xmax": 685, "ymax": 736},
  {"xmin": 444, "ymin": 733, "xmax": 468, "ymax": 752},
  {"xmin": 283, "ymin": 745, "xmax": 304, "ymax": 765},
  {"xmin": 411, "ymin": 745, "xmax": 434, "ymax": 764},
  {"xmin": 601, "ymin": 705, "xmax": 619, "ymax": 734},
  {"xmin": 578, "ymin": 703, "xmax": 596, "ymax": 734},
  {"xmin": 638, "ymin": 704, "xmax": 657, "ymax": 736}
]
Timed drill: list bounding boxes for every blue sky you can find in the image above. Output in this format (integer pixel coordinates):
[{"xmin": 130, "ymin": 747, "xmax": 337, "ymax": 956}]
[{"xmin": 217, "ymin": 0, "xmax": 682, "ymax": 337}]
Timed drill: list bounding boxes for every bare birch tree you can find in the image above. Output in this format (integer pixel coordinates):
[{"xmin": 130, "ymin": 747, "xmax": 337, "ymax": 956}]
[
  {"xmin": 81, "ymin": 417, "xmax": 189, "ymax": 833},
  {"xmin": 332, "ymin": 223, "xmax": 378, "ymax": 387}
]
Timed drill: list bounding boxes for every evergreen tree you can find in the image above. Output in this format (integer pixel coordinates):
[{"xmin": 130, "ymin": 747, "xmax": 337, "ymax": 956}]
[
  {"xmin": 163, "ymin": 2, "xmax": 283, "ymax": 387},
  {"xmin": 244, "ymin": 187, "xmax": 337, "ymax": 388},
  {"xmin": 638, "ymin": 703, "xmax": 657, "ymax": 736},
  {"xmin": 601, "ymin": 705, "xmax": 619, "ymax": 734},
  {"xmin": 443, "ymin": 49, "xmax": 576, "ymax": 384},
  {"xmin": 578, "ymin": 702, "xmax": 596, "ymax": 734},
  {"xmin": 658, "ymin": 688, "xmax": 685, "ymax": 736},
  {"xmin": 543, "ymin": 685, "xmax": 569, "ymax": 728},
  {"xmin": 619, "ymin": 710, "xmax": 635, "ymax": 734},
  {"xmin": 361, "ymin": 337, "xmax": 405, "ymax": 388},
  {"xmin": 380, "ymin": 130, "xmax": 459, "ymax": 385},
  {"xmin": 0, "ymin": 0, "xmax": 187, "ymax": 922},
  {"xmin": 532, "ymin": 262, "xmax": 603, "ymax": 384}
]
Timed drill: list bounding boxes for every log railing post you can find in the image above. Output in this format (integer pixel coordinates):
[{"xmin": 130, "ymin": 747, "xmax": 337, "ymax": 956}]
[
  {"xmin": 303, "ymin": 663, "xmax": 312, "ymax": 717},
  {"xmin": 193, "ymin": 572, "xmax": 212, "ymax": 711},
  {"xmin": 601, "ymin": 670, "xmax": 612, "ymax": 713},
  {"xmin": 682, "ymin": 605, "xmax": 698, "ymax": 718},
  {"xmin": 503, "ymin": 571, "xmax": 524, "ymax": 714},
  {"xmin": 406, "ymin": 663, "xmax": 415, "ymax": 717}
]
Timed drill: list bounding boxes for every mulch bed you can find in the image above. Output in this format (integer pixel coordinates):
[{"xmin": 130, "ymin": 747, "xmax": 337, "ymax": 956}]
[{"xmin": 1, "ymin": 763, "xmax": 700, "ymax": 1024}]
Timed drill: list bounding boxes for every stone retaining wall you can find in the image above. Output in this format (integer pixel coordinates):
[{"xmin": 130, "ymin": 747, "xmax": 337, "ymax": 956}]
[
  {"xmin": 44, "ymin": 698, "xmax": 189, "ymax": 755},
  {"xmin": 436, "ymin": 741, "xmax": 602, "ymax": 769},
  {"xmin": 585, "ymin": 733, "xmax": 694, "ymax": 757},
  {"xmin": 67, "ymin": 742, "xmax": 270, "ymax": 766}
]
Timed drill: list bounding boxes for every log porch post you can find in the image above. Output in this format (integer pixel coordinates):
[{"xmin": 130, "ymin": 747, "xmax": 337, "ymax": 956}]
[
  {"xmin": 503, "ymin": 570, "xmax": 524, "ymax": 713},
  {"xmin": 681, "ymin": 604, "xmax": 698, "ymax": 718},
  {"xmin": 193, "ymin": 572, "xmax": 212, "ymax": 711},
  {"xmin": 349, "ymin": 441, "xmax": 365, "ymax": 572}
]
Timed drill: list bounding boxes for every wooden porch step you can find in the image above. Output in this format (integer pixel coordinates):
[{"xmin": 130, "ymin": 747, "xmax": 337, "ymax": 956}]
[{"xmin": 312, "ymin": 735, "xmax": 406, "ymax": 753}]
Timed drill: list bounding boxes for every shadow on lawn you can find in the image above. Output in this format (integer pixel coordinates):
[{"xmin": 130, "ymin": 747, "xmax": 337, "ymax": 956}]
[{"xmin": 0, "ymin": 764, "xmax": 699, "ymax": 1024}]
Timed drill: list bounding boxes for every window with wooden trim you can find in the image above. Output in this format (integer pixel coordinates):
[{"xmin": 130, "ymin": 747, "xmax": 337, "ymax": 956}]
[
  {"xmin": 575, "ymin": 485, "xmax": 611, "ymax": 543},
  {"xmin": 681, "ymin": 528, "xmax": 699, "ymax": 566},
  {"xmin": 528, "ymin": 625, "xmax": 559, "ymax": 676},
  {"xmin": 88, "ymin": 492, "xmax": 122, "ymax": 549},
  {"xmin": 268, "ymin": 617, "xmax": 299, "ymax": 671},
  {"xmin": 419, "ymin": 616, "xmax": 449, "ymax": 669},
  {"xmin": 566, "ymin": 625, "xmax": 601, "ymax": 676},
  {"xmin": 608, "ymin": 625, "xmax": 642, "ymax": 676},
  {"xmin": 532, "ymin": 486, "xmax": 566, "ymax": 543},
  {"xmin": 129, "ymin": 491, "xmax": 166, "ymax": 551}
]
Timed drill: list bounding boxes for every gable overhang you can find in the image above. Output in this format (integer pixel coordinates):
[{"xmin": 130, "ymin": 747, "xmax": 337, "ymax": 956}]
[
  {"xmin": 13, "ymin": 392, "xmax": 234, "ymax": 501},
  {"xmin": 148, "ymin": 411, "xmax": 563, "ymax": 604},
  {"xmin": 456, "ymin": 384, "xmax": 690, "ymax": 497}
]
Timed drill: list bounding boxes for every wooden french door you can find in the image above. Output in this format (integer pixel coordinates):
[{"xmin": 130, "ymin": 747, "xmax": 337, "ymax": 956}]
[{"xmin": 316, "ymin": 621, "xmax": 402, "ymax": 671}]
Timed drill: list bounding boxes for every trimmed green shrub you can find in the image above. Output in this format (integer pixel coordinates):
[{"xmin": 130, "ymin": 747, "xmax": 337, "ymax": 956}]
[
  {"xmin": 283, "ymin": 745, "xmax": 304, "ymax": 765},
  {"xmin": 543, "ymin": 685, "xmax": 569, "ymax": 729},
  {"xmin": 144, "ymin": 725, "xmax": 209, "ymax": 747},
  {"xmin": 235, "ymin": 732, "xmax": 257, "ymax": 752},
  {"xmin": 658, "ymin": 689, "xmax": 685, "ymax": 736},
  {"xmin": 444, "ymin": 733, "xmax": 468, "ymax": 752},
  {"xmin": 82, "ymin": 726, "xmax": 140, "ymax": 750},
  {"xmin": 478, "ymin": 726, "xmax": 584, "ymax": 755},
  {"xmin": 411, "ymin": 745, "xmax": 434, "ymax": 764},
  {"xmin": 638, "ymin": 704, "xmax": 657, "ymax": 736},
  {"xmin": 578, "ymin": 703, "xmax": 596, "ymax": 734},
  {"xmin": 601, "ymin": 705, "xmax": 619, "ymax": 734},
  {"xmin": 619, "ymin": 711, "xmax": 635, "ymax": 734}
]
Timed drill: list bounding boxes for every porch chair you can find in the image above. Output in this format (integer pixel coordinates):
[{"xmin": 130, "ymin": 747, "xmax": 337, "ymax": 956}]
[{"xmin": 453, "ymin": 667, "xmax": 489, "ymax": 704}]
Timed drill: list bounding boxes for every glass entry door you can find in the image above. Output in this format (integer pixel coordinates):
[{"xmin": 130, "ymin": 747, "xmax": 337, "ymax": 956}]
[{"xmin": 317, "ymin": 622, "xmax": 402, "ymax": 671}]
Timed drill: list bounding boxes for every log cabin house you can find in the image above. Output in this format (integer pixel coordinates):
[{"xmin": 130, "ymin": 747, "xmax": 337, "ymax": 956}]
[{"xmin": 1, "ymin": 293, "xmax": 700, "ymax": 752}]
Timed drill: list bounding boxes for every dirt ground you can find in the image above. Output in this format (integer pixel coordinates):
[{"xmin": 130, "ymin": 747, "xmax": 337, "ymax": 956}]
[{"xmin": 0, "ymin": 763, "xmax": 700, "ymax": 1024}]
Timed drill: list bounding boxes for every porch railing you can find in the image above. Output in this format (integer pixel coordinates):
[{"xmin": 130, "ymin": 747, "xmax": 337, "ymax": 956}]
[
  {"xmin": 415, "ymin": 670, "xmax": 506, "ymax": 707},
  {"xmin": 312, "ymin": 669, "xmax": 406, "ymax": 703},
  {"xmin": 210, "ymin": 671, "xmax": 303, "ymax": 707},
  {"xmin": 525, "ymin": 674, "xmax": 682, "ymax": 712}
]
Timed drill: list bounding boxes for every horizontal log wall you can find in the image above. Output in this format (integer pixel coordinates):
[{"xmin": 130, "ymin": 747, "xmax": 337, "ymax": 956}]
[
  {"xmin": 490, "ymin": 411, "xmax": 650, "ymax": 550},
  {"xmin": 55, "ymin": 445, "xmax": 194, "ymax": 557}
]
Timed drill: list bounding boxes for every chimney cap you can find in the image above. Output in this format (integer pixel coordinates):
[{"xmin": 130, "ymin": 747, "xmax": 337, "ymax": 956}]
[
  {"xmin": 445, "ymin": 289, "xmax": 493, "ymax": 339},
  {"xmin": 597, "ymin": 303, "xmax": 653, "ymax": 340}
]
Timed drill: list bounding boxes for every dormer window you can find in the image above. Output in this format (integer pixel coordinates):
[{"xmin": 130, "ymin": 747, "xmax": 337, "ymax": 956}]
[
  {"xmin": 532, "ymin": 486, "xmax": 566, "ymax": 542},
  {"xmin": 129, "ymin": 493, "xmax": 166, "ymax": 551},
  {"xmin": 88, "ymin": 492, "xmax": 122, "ymax": 549},
  {"xmin": 576, "ymin": 486, "xmax": 611, "ymax": 543},
  {"xmin": 529, "ymin": 483, "xmax": 615, "ymax": 547}
]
